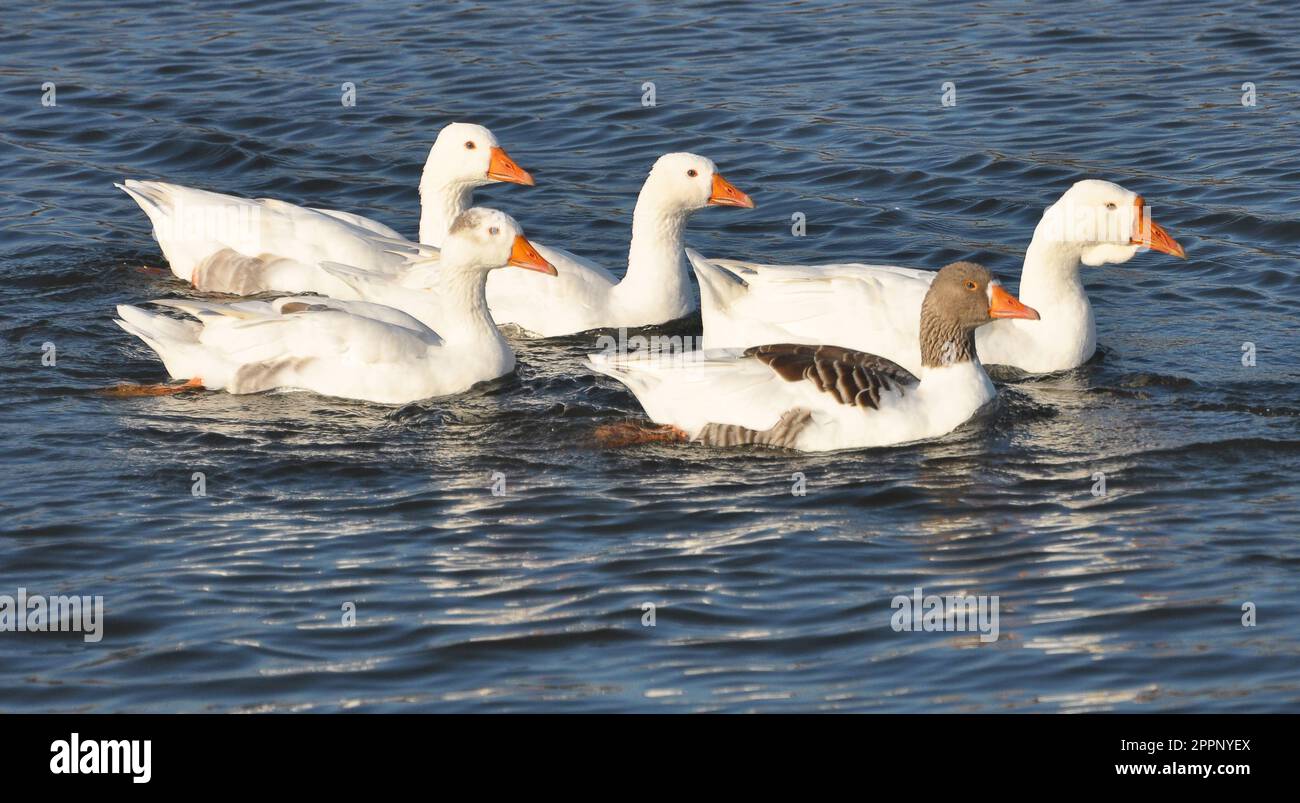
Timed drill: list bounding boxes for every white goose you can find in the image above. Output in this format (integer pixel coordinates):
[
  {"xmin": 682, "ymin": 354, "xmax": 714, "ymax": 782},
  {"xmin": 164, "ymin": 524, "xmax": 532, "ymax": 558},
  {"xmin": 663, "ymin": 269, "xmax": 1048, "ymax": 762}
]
[
  {"xmin": 117, "ymin": 122, "xmax": 533, "ymax": 294},
  {"xmin": 111, "ymin": 209, "xmax": 555, "ymax": 405},
  {"xmin": 691, "ymin": 180, "xmax": 1184, "ymax": 375},
  {"xmin": 482, "ymin": 152, "xmax": 754, "ymax": 337},
  {"xmin": 588, "ymin": 262, "xmax": 1039, "ymax": 452}
]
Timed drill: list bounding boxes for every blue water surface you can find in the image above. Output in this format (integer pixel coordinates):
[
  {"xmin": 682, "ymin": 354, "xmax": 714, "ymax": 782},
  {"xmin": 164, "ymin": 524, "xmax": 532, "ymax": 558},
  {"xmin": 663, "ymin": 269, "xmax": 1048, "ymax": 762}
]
[{"xmin": 1, "ymin": 0, "xmax": 1298, "ymax": 712}]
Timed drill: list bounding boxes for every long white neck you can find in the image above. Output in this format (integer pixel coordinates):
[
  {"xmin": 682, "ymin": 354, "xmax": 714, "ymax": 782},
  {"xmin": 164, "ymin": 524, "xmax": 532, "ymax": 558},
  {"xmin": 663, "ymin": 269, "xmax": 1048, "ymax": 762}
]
[
  {"xmin": 610, "ymin": 184, "xmax": 694, "ymax": 321},
  {"xmin": 1019, "ymin": 231, "xmax": 1093, "ymax": 335},
  {"xmin": 431, "ymin": 264, "xmax": 507, "ymax": 349},
  {"xmin": 418, "ymin": 155, "xmax": 477, "ymax": 247},
  {"xmin": 976, "ymin": 226, "xmax": 1095, "ymax": 372}
]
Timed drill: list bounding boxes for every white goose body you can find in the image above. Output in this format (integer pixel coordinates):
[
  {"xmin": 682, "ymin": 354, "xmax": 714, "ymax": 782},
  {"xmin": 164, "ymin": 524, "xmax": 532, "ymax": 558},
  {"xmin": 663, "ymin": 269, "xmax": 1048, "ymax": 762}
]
[
  {"xmin": 117, "ymin": 123, "xmax": 533, "ymax": 294},
  {"xmin": 589, "ymin": 263, "xmax": 1038, "ymax": 453},
  {"xmin": 118, "ymin": 180, "xmax": 424, "ymax": 290},
  {"xmin": 484, "ymin": 152, "xmax": 754, "ymax": 337},
  {"xmin": 113, "ymin": 209, "xmax": 555, "ymax": 406},
  {"xmin": 693, "ymin": 180, "xmax": 1183, "ymax": 375}
]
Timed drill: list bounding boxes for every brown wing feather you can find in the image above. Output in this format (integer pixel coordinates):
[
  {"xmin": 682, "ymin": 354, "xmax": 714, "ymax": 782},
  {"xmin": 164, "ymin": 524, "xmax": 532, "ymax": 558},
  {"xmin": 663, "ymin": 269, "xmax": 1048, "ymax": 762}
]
[{"xmin": 744, "ymin": 344, "xmax": 918, "ymax": 409}]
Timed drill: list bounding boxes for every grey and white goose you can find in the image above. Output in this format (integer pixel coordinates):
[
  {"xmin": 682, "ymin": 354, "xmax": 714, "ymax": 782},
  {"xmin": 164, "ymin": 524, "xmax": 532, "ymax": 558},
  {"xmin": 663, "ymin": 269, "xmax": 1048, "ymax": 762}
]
[{"xmin": 588, "ymin": 262, "xmax": 1039, "ymax": 452}]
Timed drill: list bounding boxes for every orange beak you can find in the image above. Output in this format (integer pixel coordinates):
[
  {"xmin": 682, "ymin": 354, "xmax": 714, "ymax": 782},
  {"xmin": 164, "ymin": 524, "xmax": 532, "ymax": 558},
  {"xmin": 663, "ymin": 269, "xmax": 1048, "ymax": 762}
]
[
  {"xmin": 708, "ymin": 173, "xmax": 755, "ymax": 208},
  {"xmin": 487, "ymin": 146, "xmax": 535, "ymax": 186},
  {"xmin": 1130, "ymin": 197, "xmax": 1185, "ymax": 258},
  {"xmin": 988, "ymin": 282, "xmax": 1039, "ymax": 320},
  {"xmin": 507, "ymin": 235, "xmax": 556, "ymax": 275}
]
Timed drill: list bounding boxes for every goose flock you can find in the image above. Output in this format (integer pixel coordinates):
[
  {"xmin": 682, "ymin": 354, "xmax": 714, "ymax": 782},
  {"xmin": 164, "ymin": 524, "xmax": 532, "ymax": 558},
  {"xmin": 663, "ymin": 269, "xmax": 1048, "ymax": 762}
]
[{"xmin": 113, "ymin": 121, "xmax": 1185, "ymax": 452}]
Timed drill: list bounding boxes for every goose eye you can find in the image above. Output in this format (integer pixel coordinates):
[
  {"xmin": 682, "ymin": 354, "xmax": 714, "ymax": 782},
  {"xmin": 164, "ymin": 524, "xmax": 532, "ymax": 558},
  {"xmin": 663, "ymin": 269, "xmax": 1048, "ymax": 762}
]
[
  {"xmin": 1105, "ymin": 202, "xmax": 1117, "ymax": 210},
  {"xmin": 465, "ymin": 141, "xmax": 476, "ymax": 150},
  {"xmin": 965, "ymin": 280, "xmax": 978, "ymax": 291},
  {"xmin": 488, "ymin": 226, "xmax": 500, "ymax": 235},
  {"xmin": 686, "ymin": 169, "xmax": 698, "ymax": 178}
]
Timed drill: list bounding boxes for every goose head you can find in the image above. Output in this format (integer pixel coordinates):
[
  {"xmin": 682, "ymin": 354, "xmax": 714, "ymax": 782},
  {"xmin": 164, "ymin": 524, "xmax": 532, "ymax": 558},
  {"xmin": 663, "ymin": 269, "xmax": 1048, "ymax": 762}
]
[
  {"xmin": 439, "ymin": 208, "xmax": 555, "ymax": 276},
  {"xmin": 1036, "ymin": 179, "xmax": 1184, "ymax": 266},
  {"xmin": 426, "ymin": 122, "xmax": 534, "ymax": 188},
  {"xmin": 641, "ymin": 152, "xmax": 754, "ymax": 214},
  {"xmin": 920, "ymin": 262, "xmax": 1039, "ymax": 367}
]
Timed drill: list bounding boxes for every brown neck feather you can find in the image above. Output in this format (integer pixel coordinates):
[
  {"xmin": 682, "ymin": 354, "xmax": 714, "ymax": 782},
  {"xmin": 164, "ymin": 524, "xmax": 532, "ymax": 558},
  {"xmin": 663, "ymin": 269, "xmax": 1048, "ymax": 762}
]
[{"xmin": 919, "ymin": 304, "xmax": 978, "ymax": 369}]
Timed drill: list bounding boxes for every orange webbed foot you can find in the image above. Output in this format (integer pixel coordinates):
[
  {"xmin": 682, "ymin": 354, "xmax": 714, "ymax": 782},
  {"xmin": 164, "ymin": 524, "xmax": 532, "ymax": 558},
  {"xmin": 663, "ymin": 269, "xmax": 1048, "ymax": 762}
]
[
  {"xmin": 594, "ymin": 421, "xmax": 689, "ymax": 448},
  {"xmin": 100, "ymin": 377, "xmax": 205, "ymax": 397}
]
